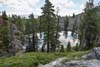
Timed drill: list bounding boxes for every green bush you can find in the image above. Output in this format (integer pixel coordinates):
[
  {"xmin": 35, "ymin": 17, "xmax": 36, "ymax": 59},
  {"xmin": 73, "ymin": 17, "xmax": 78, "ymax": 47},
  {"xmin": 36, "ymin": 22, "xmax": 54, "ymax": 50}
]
[
  {"xmin": 0, "ymin": 51, "xmax": 89, "ymax": 67},
  {"xmin": 0, "ymin": 52, "xmax": 57, "ymax": 67},
  {"xmin": 60, "ymin": 45, "xmax": 64, "ymax": 52}
]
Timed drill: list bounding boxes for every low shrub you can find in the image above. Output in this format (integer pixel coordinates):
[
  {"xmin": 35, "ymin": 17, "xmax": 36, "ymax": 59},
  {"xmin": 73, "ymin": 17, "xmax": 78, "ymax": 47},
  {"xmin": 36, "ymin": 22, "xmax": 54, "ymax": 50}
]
[{"xmin": 0, "ymin": 51, "xmax": 89, "ymax": 67}]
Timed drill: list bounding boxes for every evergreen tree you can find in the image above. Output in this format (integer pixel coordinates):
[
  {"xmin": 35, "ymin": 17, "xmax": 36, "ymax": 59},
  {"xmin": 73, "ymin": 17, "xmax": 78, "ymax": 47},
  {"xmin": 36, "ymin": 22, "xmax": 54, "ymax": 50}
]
[
  {"xmin": 41, "ymin": 0, "xmax": 56, "ymax": 52},
  {"xmin": 41, "ymin": 42, "xmax": 45, "ymax": 52},
  {"xmin": 2, "ymin": 11, "xmax": 8, "ymax": 25},
  {"xmin": 32, "ymin": 30, "xmax": 38, "ymax": 52},
  {"xmin": 74, "ymin": 43, "xmax": 79, "ymax": 51},
  {"xmin": 16, "ymin": 16, "xmax": 24, "ymax": 32},
  {"xmin": 79, "ymin": 8, "xmax": 99, "ymax": 50},
  {"xmin": 67, "ymin": 42, "xmax": 71, "ymax": 51},
  {"xmin": 11, "ymin": 15, "xmax": 25, "ymax": 33},
  {"xmin": 53, "ymin": 7, "xmax": 60, "ymax": 52},
  {"xmin": 60, "ymin": 45, "xmax": 64, "ymax": 52},
  {"xmin": 64, "ymin": 16, "xmax": 69, "ymax": 38},
  {"xmin": 39, "ymin": 16, "xmax": 46, "ymax": 52},
  {"xmin": 0, "ymin": 11, "xmax": 9, "ymax": 53},
  {"xmin": 27, "ymin": 14, "xmax": 38, "ymax": 52},
  {"xmin": 25, "ymin": 14, "xmax": 38, "ymax": 52},
  {"xmin": 39, "ymin": 16, "xmax": 42, "ymax": 38},
  {"xmin": 71, "ymin": 13, "xmax": 77, "ymax": 37}
]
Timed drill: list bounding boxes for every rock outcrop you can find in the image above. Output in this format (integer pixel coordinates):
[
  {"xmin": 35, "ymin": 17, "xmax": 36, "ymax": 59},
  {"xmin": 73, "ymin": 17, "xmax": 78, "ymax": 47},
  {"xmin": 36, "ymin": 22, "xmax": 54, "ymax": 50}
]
[
  {"xmin": 38, "ymin": 47, "xmax": 100, "ymax": 67},
  {"xmin": 83, "ymin": 47, "xmax": 100, "ymax": 60},
  {"xmin": 9, "ymin": 23, "xmax": 26, "ymax": 56},
  {"xmin": 55, "ymin": 60, "xmax": 100, "ymax": 67},
  {"xmin": 56, "ymin": 47, "xmax": 100, "ymax": 67}
]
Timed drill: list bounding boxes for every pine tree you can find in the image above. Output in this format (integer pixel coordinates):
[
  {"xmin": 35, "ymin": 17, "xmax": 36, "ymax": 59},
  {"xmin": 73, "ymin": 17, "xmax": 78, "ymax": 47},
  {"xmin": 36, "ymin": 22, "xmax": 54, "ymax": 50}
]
[
  {"xmin": 53, "ymin": 7, "xmax": 60, "ymax": 52},
  {"xmin": 39, "ymin": 16, "xmax": 42, "ymax": 38},
  {"xmin": 67, "ymin": 42, "xmax": 71, "ymax": 51},
  {"xmin": 41, "ymin": 0, "xmax": 56, "ymax": 52},
  {"xmin": 41, "ymin": 43, "xmax": 45, "ymax": 52},
  {"xmin": 0, "ymin": 11, "xmax": 9, "ymax": 53},
  {"xmin": 71, "ymin": 13, "xmax": 77, "ymax": 37},
  {"xmin": 79, "ymin": 8, "xmax": 99, "ymax": 50},
  {"xmin": 2, "ymin": 11, "xmax": 8, "ymax": 25},
  {"xmin": 16, "ymin": 16, "xmax": 24, "ymax": 32},
  {"xmin": 64, "ymin": 16, "xmax": 69, "ymax": 38},
  {"xmin": 60, "ymin": 45, "xmax": 64, "ymax": 52},
  {"xmin": 28, "ymin": 14, "xmax": 38, "ymax": 52},
  {"xmin": 75, "ymin": 43, "xmax": 79, "ymax": 51},
  {"xmin": 25, "ymin": 14, "xmax": 38, "ymax": 52}
]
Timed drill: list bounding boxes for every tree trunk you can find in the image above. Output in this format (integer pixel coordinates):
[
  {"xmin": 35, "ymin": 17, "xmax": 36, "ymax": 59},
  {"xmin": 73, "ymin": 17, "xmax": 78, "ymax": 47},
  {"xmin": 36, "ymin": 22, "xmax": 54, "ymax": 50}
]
[{"xmin": 32, "ymin": 32, "xmax": 36, "ymax": 52}]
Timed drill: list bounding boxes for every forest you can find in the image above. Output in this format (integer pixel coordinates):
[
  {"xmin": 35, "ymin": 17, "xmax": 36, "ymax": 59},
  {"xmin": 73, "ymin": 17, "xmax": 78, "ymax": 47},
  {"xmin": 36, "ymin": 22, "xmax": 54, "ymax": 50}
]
[{"xmin": 0, "ymin": 0, "xmax": 100, "ymax": 67}]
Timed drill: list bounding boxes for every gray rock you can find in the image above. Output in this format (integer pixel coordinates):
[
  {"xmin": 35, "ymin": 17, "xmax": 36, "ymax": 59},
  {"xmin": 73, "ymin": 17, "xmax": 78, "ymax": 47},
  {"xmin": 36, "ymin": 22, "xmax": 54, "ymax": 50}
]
[
  {"xmin": 54, "ymin": 60, "xmax": 100, "ymax": 67},
  {"xmin": 38, "ymin": 57, "xmax": 66, "ymax": 67},
  {"xmin": 83, "ymin": 47, "xmax": 100, "ymax": 60},
  {"xmin": 9, "ymin": 23, "xmax": 27, "ymax": 56}
]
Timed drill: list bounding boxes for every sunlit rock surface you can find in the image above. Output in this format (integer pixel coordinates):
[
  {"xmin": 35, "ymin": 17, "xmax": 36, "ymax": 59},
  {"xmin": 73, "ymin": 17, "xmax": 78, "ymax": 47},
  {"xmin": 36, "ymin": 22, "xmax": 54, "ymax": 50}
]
[
  {"xmin": 38, "ymin": 58, "xmax": 100, "ymax": 67},
  {"xmin": 9, "ymin": 23, "xmax": 26, "ymax": 55},
  {"xmin": 55, "ymin": 60, "xmax": 100, "ymax": 67}
]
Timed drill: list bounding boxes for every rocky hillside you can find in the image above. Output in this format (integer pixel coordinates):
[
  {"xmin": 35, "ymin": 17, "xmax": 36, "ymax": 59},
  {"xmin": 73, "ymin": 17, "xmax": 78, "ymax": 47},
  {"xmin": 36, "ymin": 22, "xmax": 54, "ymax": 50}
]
[{"xmin": 54, "ymin": 47, "xmax": 100, "ymax": 67}]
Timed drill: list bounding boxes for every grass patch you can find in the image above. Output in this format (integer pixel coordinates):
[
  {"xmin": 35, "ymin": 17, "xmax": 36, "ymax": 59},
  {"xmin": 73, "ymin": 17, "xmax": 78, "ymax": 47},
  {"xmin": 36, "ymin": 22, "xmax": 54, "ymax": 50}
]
[
  {"xmin": 0, "ymin": 51, "xmax": 89, "ymax": 67},
  {"xmin": 61, "ymin": 51, "xmax": 89, "ymax": 63}
]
